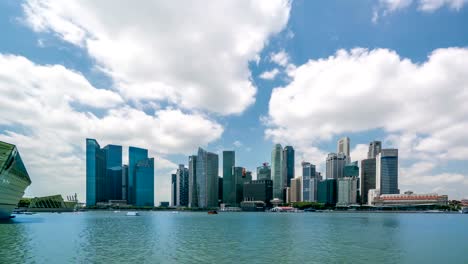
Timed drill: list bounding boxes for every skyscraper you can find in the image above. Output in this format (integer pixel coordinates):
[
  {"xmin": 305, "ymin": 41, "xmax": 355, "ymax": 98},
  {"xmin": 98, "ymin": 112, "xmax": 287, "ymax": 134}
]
[
  {"xmin": 290, "ymin": 177, "xmax": 302, "ymax": 202},
  {"xmin": 360, "ymin": 158, "xmax": 376, "ymax": 204},
  {"xmin": 243, "ymin": 179, "xmax": 273, "ymax": 207},
  {"xmin": 196, "ymin": 147, "xmax": 219, "ymax": 208},
  {"xmin": 326, "ymin": 153, "xmax": 346, "ymax": 179},
  {"xmin": 337, "ymin": 137, "xmax": 351, "ymax": 163},
  {"xmin": 128, "ymin": 146, "xmax": 149, "ymax": 205},
  {"xmin": 337, "ymin": 177, "xmax": 358, "ymax": 206},
  {"xmin": 103, "ymin": 145, "xmax": 123, "ymax": 201},
  {"xmin": 302, "ymin": 162, "xmax": 316, "ymax": 202},
  {"xmin": 282, "ymin": 146, "xmax": 295, "ymax": 187},
  {"xmin": 368, "ymin": 141, "xmax": 382, "ymax": 159},
  {"xmin": 376, "ymin": 149, "xmax": 399, "ymax": 195},
  {"xmin": 171, "ymin": 173, "xmax": 177, "ymax": 207},
  {"xmin": 86, "ymin": 139, "xmax": 105, "ymax": 206},
  {"xmin": 134, "ymin": 157, "xmax": 154, "ymax": 206},
  {"xmin": 271, "ymin": 144, "xmax": 283, "ymax": 200},
  {"xmin": 222, "ymin": 150, "xmax": 235, "ymax": 205},
  {"xmin": 317, "ymin": 179, "xmax": 337, "ymax": 205},
  {"xmin": 176, "ymin": 164, "xmax": 189, "ymax": 206},
  {"xmin": 122, "ymin": 165, "xmax": 128, "ymax": 201},
  {"xmin": 257, "ymin": 163, "xmax": 271, "ymax": 180},
  {"xmin": 233, "ymin": 167, "xmax": 246, "ymax": 205},
  {"xmin": 188, "ymin": 155, "xmax": 197, "ymax": 208}
]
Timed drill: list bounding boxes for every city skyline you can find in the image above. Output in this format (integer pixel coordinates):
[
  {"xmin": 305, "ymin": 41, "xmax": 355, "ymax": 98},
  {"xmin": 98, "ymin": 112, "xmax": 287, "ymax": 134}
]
[{"xmin": 0, "ymin": 1, "xmax": 467, "ymax": 204}]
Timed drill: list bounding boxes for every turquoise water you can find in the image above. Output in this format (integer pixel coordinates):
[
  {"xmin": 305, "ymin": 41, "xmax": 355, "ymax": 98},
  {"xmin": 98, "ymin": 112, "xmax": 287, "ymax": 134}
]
[{"xmin": 0, "ymin": 211, "xmax": 467, "ymax": 263}]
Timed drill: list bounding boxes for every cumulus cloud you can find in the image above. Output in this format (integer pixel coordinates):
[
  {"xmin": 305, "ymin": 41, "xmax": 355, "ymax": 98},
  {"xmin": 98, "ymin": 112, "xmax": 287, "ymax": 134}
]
[
  {"xmin": 259, "ymin": 68, "xmax": 280, "ymax": 80},
  {"xmin": 22, "ymin": 0, "xmax": 291, "ymax": 115},
  {"xmin": 0, "ymin": 54, "xmax": 223, "ymax": 203},
  {"xmin": 265, "ymin": 47, "xmax": 468, "ymax": 198}
]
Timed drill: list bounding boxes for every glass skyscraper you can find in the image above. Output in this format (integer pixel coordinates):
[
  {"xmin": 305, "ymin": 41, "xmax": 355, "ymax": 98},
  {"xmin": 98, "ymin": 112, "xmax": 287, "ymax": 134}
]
[
  {"xmin": 222, "ymin": 150, "xmax": 235, "ymax": 205},
  {"xmin": 360, "ymin": 158, "xmax": 376, "ymax": 204},
  {"xmin": 368, "ymin": 141, "xmax": 382, "ymax": 159},
  {"xmin": 188, "ymin": 155, "xmax": 197, "ymax": 208},
  {"xmin": 86, "ymin": 139, "xmax": 104, "ymax": 206},
  {"xmin": 134, "ymin": 157, "xmax": 154, "ymax": 206},
  {"xmin": 171, "ymin": 173, "xmax": 177, "ymax": 207},
  {"xmin": 128, "ymin": 146, "xmax": 148, "ymax": 205},
  {"xmin": 302, "ymin": 162, "xmax": 316, "ymax": 202},
  {"xmin": 103, "ymin": 145, "xmax": 122, "ymax": 201},
  {"xmin": 176, "ymin": 164, "xmax": 189, "ymax": 206},
  {"xmin": 271, "ymin": 144, "xmax": 283, "ymax": 200},
  {"xmin": 257, "ymin": 163, "xmax": 271, "ymax": 180},
  {"xmin": 282, "ymin": 146, "xmax": 295, "ymax": 188},
  {"xmin": 196, "ymin": 148, "xmax": 219, "ymax": 208},
  {"xmin": 376, "ymin": 149, "xmax": 399, "ymax": 195},
  {"xmin": 326, "ymin": 153, "xmax": 346, "ymax": 179}
]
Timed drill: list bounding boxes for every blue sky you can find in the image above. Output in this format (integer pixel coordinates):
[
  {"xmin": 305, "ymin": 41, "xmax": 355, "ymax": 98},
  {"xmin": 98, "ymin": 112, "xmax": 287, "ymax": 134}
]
[{"xmin": 1, "ymin": 0, "xmax": 467, "ymax": 203}]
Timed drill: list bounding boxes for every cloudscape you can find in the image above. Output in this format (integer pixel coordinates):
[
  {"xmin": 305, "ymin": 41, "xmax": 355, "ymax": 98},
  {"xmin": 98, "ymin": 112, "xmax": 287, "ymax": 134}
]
[{"xmin": 1, "ymin": 0, "xmax": 468, "ymax": 205}]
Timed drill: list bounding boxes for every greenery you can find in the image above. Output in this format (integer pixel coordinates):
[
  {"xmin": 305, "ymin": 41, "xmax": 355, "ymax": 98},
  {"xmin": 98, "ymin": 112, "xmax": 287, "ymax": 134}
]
[{"xmin": 17, "ymin": 198, "xmax": 31, "ymax": 208}]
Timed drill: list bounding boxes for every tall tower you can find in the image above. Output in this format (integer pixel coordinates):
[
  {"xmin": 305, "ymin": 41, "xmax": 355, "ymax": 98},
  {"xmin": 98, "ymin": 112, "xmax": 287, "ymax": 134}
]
[
  {"xmin": 337, "ymin": 137, "xmax": 350, "ymax": 163},
  {"xmin": 196, "ymin": 147, "xmax": 219, "ymax": 208},
  {"xmin": 128, "ymin": 146, "xmax": 148, "ymax": 205},
  {"xmin": 326, "ymin": 153, "xmax": 346, "ymax": 179},
  {"xmin": 302, "ymin": 162, "xmax": 316, "ymax": 202},
  {"xmin": 271, "ymin": 144, "xmax": 283, "ymax": 200},
  {"xmin": 176, "ymin": 164, "xmax": 189, "ymax": 206},
  {"xmin": 368, "ymin": 141, "xmax": 382, "ymax": 159},
  {"xmin": 188, "ymin": 155, "xmax": 197, "ymax": 208},
  {"xmin": 376, "ymin": 149, "xmax": 399, "ymax": 195},
  {"xmin": 282, "ymin": 146, "xmax": 295, "ymax": 188},
  {"xmin": 222, "ymin": 151, "xmax": 235, "ymax": 205}
]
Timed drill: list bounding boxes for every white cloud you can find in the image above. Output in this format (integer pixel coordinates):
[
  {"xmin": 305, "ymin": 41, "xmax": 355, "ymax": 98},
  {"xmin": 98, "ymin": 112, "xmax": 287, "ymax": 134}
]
[
  {"xmin": 22, "ymin": 0, "xmax": 291, "ymax": 115},
  {"xmin": 233, "ymin": 140, "xmax": 243, "ymax": 148},
  {"xmin": 270, "ymin": 50, "xmax": 290, "ymax": 67},
  {"xmin": 418, "ymin": 0, "xmax": 468, "ymax": 11},
  {"xmin": 259, "ymin": 68, "xmax": 280, "ymax": 80},
  {"xmin": 265, "ymin": 47, "xmax": 468, "ymax": 199},
  {"xmin": 350, "ymin": 144, "xmax": 369, "ymax": 162},
  {"xmin": 0, "ymin": 54, "xmax": 223, "ymax": 204}
]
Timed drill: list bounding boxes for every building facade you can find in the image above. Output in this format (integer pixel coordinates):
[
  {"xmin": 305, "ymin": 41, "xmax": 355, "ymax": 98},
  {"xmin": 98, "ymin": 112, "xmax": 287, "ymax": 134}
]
[
  {"xmin": 360, "ymin": 158, "xmax": 376, "ymax": 205},
  {"xmin": 326, "ymin": 153, "xmax": 346, "ymax": 179},
  {"xmin": 337, "ymin": 177, "xmax": 358, "ymax": 206},
  {"xmin": 282, "ymin": 146, "xmax": 295, "ymax": 187},
  {"xmin": 337, "ymin": 137, "xmax": 351, "ymax": 163},
  {"xmin": 188, "ymin": 155, "xmax": 197, "ymax": 208},
  {"xmin": 376, "ymin": 149, "xmax": 399, "ymax": 195},
  {"xmin": 171, "ymin": 173, "xmax": 177, "ymax": 207},
  {"xmin": 134, "ymin": 157, "xmax": 154, "ymax": 207},
  {"xmin": 317, "ymin": 179, "xmax": 337, "ymax": 205},
  {"xmin": 243, "ymin": 179, "xmax": 273, "ymax": 207},
  {"xmin": 368, "ymin": 141, "xmax": 382, "ymax": 159},
  {"xmin": 257, "ymin": 163, "xmax": 271, "ymax": 180},
  {"xmin": 128, "ymin": 146, "xmax": 149, "ymax": 205},
  {"xmin": 196, "ymin": 148, "xmax": 219, "ymax": 208},
  {"xmin": 302, "ymin": 162, "xmax": 316, "ymax": 202},
  {"xmin": 176, "ymin": 164, "xmax": 189, "ymax": 207},
  {"xmin": 222, "ymin": 150, "xmax": 235, "ymax": 205},
  {"xmin": 271, "ymin": 144, "xmax": 283, "ymax": 200},
  {"xmin": 86, "ymin": 139, "xmax": 105, "ymax": 206},
  {"xmin": 290, "ymin": 177, "xmax": 302, "ymax": 202}
]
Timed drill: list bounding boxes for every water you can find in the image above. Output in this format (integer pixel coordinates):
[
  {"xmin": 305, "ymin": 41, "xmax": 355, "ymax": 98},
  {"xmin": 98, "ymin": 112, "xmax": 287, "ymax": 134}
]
[{"xmin": 0, "ymin": 212, "xmax": 467, "ymax": 263}]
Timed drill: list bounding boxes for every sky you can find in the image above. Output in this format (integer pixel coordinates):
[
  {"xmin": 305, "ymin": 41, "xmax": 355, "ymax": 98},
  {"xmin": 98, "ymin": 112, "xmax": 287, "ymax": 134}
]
[{"xmin": 1, "ymin": 0, "xmax": 468, "ymax": 204}]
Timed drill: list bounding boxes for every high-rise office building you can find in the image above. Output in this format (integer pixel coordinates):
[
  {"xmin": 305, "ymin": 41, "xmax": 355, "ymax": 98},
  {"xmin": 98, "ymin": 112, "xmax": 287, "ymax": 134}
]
[
  {"xmin": 290, "ymin": 177, "xmax": 302, "ymax": 202},
  {"xmin": 122, "ymin": 165, "xmax": 128, "ymax": 201},
  {"xmin": 176, "ymin": 164, "xmax": 189, "ymax": 207},
  {"xmin": 222, "ymin": 151, "xmax": 235, "ymax": 205},
  {"xmin": 128, "ymin": 146, "xmax": 149, "ymax": 205},
  {"xmin": 243, "ymin": 179, "xmax": 273, "ymax": 207},
  {"xmin": 344, "ymin": 161, "xmax": 359, "ymax": 177},
  {"xmin": 337, "ymin": 137, "xmax": 351, "ymax": 163},
  {"xmin": 218, "ymin": 176, "xmax": 223, "ymax": 204},
  {"xmin": 376, "ymin": 149, "xmax": 399, "ymax": 195},
  {"xmin": 103, "ymin": 145, "xmax": 123, "ymax": 202},
  {"xmin": 196, "ymin": 148, "xmax": 219, "ymax": 208},
  {"xmin": 317, "ymin": 179, "xmax": 337, "ymax": 205},
  {"xmin": 257, "ymin": 163, "xmax": 271, "ymax": 180},
  {"xmin": 171, "ymin": 173, "xmax": 177, "ymax": 207},
  {"xmin": 188, "ymin": 155, "xmax": 197, "ymax": 208},
  {"xmin": 360, "ymin": 158, "xmax": 376, "ymax": 204},
  {"xmin": 368, "ymin": 141, "xmax": 382, "ymax": 159},
  {"xmin": 326, "ymin": 153, "xmax": 346, "ymax": 179},
  {"xmin": 271, "ymin": 144, "xmax": 283, "ymax": 200},
  {"xmin": 134, "ymin": 157, "xmax": 154, "ymax": 207},
  {"xmin": 302, "ymin": 162, "xmax": 316, "ymax": 202},
  {"xmin": 86, "ymin": 139, "xmax": 106, "ymax": 206},
  {"xmin": 282, "ymin": 146, "xmax": 295, "ymax": 187},
  {"xmin": 337, "ymin": 177, "xmax": 358, "ymax": 206},
  {"xmin": 233, "ymin": 167, "xmax": 250, "ymax": 205}
]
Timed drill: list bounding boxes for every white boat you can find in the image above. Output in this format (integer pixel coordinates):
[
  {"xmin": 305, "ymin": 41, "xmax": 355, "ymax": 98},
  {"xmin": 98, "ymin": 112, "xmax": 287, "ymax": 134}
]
[
  {"xmin": 126, "ymin": 212, "xmax": 140, "ymax": 216},
  {"xmin": 460, "ymin": 207, "xmax": 468, "ymax": 214}
]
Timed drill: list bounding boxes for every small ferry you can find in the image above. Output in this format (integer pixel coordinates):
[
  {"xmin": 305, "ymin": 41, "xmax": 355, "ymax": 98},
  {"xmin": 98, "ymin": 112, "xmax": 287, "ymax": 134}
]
[
  {"xmin": 126, "ymin": 212, "xmax": 140, "ymax": 216},
  {"xmin": 207, "ymin": 210, "xmax": 218, "ymax": 215}
]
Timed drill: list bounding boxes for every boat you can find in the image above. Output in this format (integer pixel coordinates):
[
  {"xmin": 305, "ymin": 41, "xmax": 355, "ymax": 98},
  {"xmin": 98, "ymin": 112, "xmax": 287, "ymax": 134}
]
[
  {"xmin": 126, "ymin": 212, "xmax": 140, "ymax": 216},
  {"xmin": 0, "ymin": 141, "xmax": 32, "ymax": 220},
  {"xmin": 207, "ymin": 210, "xmax": 218, "ymax": 215},
  {"xmin": 461, "ymin": 207, "xmax": 468, "ymax": 214}
]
